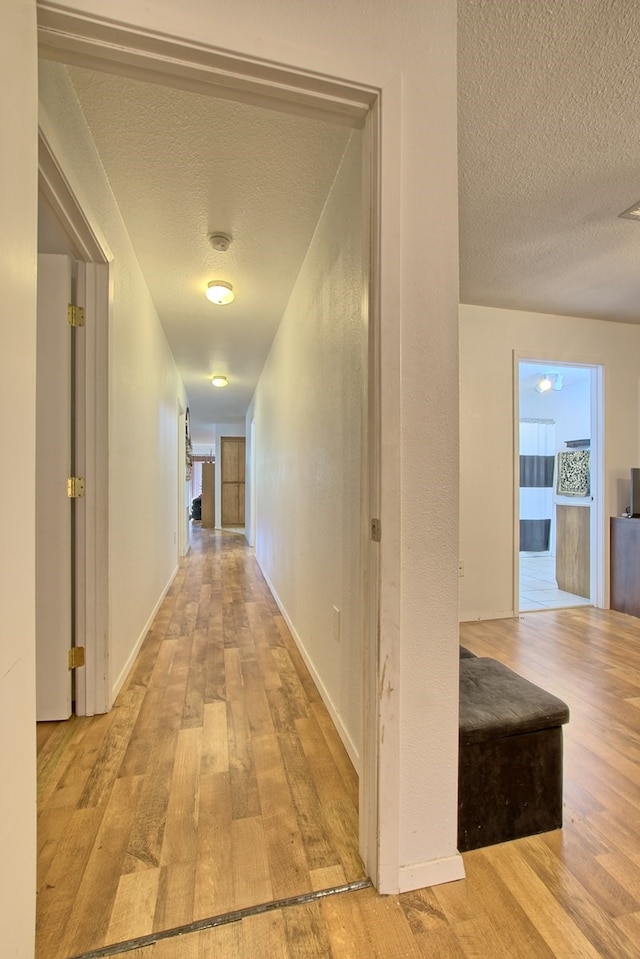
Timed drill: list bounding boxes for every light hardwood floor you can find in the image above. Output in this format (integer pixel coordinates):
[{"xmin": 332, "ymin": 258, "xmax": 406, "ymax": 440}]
[
  {"xmin": 37, "ymin": 531, "xmax": 640, "ymax": 958},
  {"xmin": 36, "ymin": 527, "xmax": 362, "ymax": 959}
]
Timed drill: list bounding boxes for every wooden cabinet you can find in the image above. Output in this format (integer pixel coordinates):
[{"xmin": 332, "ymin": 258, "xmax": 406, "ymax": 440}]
[
  {"xmin": 610, "ymin": 517, "xmax": 640, "ymax": 618},
  {"xmin": 556, "ymin": 505, "xmax": 590, "ymax": 597}
]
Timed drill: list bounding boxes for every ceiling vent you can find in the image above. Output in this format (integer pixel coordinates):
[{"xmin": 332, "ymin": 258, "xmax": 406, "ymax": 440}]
[{"xmin": 619, "ymin": 201, "xmax": 640, "ymax": 221}]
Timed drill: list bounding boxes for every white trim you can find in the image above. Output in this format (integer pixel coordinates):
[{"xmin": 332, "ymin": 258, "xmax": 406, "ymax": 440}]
[
  {"xmin": 398, "ymin": 855, "xmax": 465, "ymax": 894},
  {"xmin": 110, "ymin": 565, "xmax": 179, "ymax": 703},
  {"xmin": 590, "ymin": 366, "xmax": 606, "ymax": 608},
  {"xmin": 82, "ymin": 263, "xmax": 110, "ymax": 713},
  {"xmin": 38, "ymin": 121, "xmax": 113, "ymax": 263},
  {"xmin": 258, "ymin": 562, "xmax": 360, "ymax": 771},
  {"xmin": 37, "ymin": 3, "xmax": 376, "ymax": 128},
  {"xmin": 374, "ymin": 73, "xmax": 403, "ymax": 895},
  {"xmin": 459, "ymin": 608, "xmax": 516, "ymax": 623},
  {"xmin": 38, "ymin": 131, "xmax": 111, "ymax": 718}
]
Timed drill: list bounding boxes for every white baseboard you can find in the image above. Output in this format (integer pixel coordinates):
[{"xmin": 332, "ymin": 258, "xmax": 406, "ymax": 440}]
[
  {"xmin": 459, "ymin": 607, "xmax": 515, "ymax": 623},
  {"xmin": 398, "ymin": 853, "xmax": 465, "ymax": 892},
  {"xmin": 110, "ymin": 563, "xmax": 179, "ymax": 705},
  {"xmin": 256, "ymin": 557, "xmax": 360, "ymax": 773}
]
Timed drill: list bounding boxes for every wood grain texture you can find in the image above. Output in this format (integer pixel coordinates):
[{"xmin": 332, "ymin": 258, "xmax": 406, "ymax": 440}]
[
  {"xmin": 36, "ymin": 527, "xmax": 363, "ymax": 958},
  {"xmin": 37, "ymin": 534, "xmax": 640, "ymax": 958},
  {"xmin": 555, "ymin": 505, "xmax": 590, "ymax": 597}
]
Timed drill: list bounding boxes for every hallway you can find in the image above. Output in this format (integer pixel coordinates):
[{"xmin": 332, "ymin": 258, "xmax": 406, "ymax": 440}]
[{"xmin": 36, "ymin": 527, "xmax": 364, "ymax": 958}]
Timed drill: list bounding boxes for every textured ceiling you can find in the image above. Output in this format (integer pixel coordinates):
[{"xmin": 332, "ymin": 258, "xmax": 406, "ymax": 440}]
[
  {"xmin": 458, "ymin": 0, "xmax": 640, "ymax": 323},
  {"xmin": 61, "ymin": 65, "xmax": 353, "ymax": 444},
  {"xmin": 38, "ymin": 3, "xmax": 640, "ymax": 443}
]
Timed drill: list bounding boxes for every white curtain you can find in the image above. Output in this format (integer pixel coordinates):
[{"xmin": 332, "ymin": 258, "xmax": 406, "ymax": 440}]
[{"xmin": 520, "ymin": 419, "xmax": 556, "ymax": 552}]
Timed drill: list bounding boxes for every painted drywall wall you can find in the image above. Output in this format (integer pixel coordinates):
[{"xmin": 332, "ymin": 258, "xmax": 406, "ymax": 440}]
[
  {"xmin": 460, "ymin": 304, "xmax": 640, "ymax": 621},
  {"xmin": 38, "ymin": 62, "xmax": 189, "ymax": 702},
  {"xmin": 1, "ymin": 2, "xmax": 37, "ymax": 952},
  {"xmin": 26, "ymin": 0, "xmax": 460, "ymax": 898},
  {"xmin": 247, "ymin": 132, "xmax": 364, "ymax": 765}
]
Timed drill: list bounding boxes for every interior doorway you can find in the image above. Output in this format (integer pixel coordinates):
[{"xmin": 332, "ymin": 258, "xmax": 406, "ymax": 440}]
[
  {"xmin": 37, "ymin": 7, "xmax": 383, "ymax": 887},
  {"xmin": 37, "ymin": 135, "xmax": 111, "ymax": 717},
  {"xmin": 517, "ymin": 360, "xmax": 603, "ymax": 613}
]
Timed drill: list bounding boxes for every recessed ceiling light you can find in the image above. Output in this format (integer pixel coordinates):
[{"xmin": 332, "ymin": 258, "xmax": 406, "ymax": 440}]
[
  {"xmin": 211, "ymin": 375, "xmax": 228, "ymax": 388},
  {"xmin": 619, "ymin": 201, "xmax": 640, "ymax": 220},
  {"xmin": 206, "ymin": 281, "xmax": 235, "ymax": 304}
]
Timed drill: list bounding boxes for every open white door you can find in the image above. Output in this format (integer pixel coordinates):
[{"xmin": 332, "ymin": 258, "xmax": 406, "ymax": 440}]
[{"xmin": 36, "ymin": 253, "xmax": 73, "ymax": 720}]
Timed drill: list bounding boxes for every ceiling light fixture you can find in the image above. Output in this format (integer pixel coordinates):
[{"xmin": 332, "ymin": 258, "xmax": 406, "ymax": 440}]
[
  {"xmin": 206, "ymin": 280, "xmax": 235, "ymax": 305},
  {"xmin": 534, "ymin": 372, "xmax": 563, "ymax": 394},
  {"xmin": 619, "ymin": 201, "xmax": 640, "ymax": 221},
  {"xmin": 535, "ymin": 374, "xmax": 553, "ymax": 394},
  {"xmin": 211, "ymin": 374, "xmax": 228, "ymax": 388}
]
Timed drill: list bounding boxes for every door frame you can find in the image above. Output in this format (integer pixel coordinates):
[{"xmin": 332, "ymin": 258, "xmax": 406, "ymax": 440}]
[
  {"xmin": 39, "ymin": 123, "xmax": 111, "ymax": 716},
  {"xmin": 513, "ymin": 351, "xmax": 605, "ymax": 614},
  {"xmin": 37, "ymin": 3, "xmax": 391, "ymax": 886}
]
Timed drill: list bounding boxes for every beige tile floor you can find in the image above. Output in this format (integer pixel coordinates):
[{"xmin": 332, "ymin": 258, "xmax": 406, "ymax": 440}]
[{"xmin": 519, "ymin": 554, "xmax": 591, "ymax": 611}]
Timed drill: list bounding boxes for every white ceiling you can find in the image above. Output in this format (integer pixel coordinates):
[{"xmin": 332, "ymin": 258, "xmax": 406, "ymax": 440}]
[
  {"xmin": 519, "ymin": 361, "xmax": 591, "ymax": 395},
  {"xmin": 38, "ymin": 3, "xmax": 640, "ymax": 443},
  {"xmin": 458, "ymin": 0, "xmax": 640, "ymax": 323},
  {"xmin": 42, "ymin": 63, "xmax": 353, "ymax": 445}
]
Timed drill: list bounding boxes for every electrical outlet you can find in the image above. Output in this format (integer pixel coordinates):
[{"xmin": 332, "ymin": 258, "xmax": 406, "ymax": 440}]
[
  {"xmin": 332, "ymin": 605, "xmax": 341, "ymax": 643},
  {"xmin": 458, "ymin": 560, "xmax": 465, "ymax": 577}
]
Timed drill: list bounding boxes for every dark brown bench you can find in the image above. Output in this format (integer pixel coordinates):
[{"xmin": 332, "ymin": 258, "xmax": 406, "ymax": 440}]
[{"xmin": 458, "ymin": 655, "xmax": 570, "ymax": 852}]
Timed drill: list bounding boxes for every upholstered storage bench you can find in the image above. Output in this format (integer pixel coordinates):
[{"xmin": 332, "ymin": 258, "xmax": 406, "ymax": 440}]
[{"xmin": 458, "ymin": 656, "xmax": 570, "ymax": 852}]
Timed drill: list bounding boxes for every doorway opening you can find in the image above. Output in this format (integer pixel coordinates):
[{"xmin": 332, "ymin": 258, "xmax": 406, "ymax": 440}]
[
  {"xmin": 37, "ymin": 135, "xmax": 111, "ymax": 719},
  {"xmin": 37, "ymin": 6, "xmax": 383, "ymax": 889},
  {"xmin": 517, "ymin": 359, "xmax": 603, "ymax": 613}
]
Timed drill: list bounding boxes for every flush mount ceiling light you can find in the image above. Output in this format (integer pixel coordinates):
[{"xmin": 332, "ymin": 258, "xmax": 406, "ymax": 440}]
[
  {"xmin": 534, "ymin": 372, "xmax": 563, "ymax": 394},
  {"xmin": 206, "ymin": 280, "xmax": 235, "ymax": 305},
  {"xmin": 211, "ymin": 374, "xmax": 228, "ymax": 388}
]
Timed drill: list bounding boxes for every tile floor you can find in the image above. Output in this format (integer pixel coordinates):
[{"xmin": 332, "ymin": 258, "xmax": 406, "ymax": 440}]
[{"xmin": 519, "ymin": 554, "xmax": 591, "ymax": 611}]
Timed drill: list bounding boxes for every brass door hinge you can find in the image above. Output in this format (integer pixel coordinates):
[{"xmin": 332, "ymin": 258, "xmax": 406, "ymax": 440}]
[
  {"xmin": 67, "ymin": 476, "xmax": 85, "ymax": 498},
  {"xmin": 68, "ymin": 646, "xmax": 85, "ymax": 670},
  {"xmin": 68, "ymin": 304, "xmax": 85, "ymax": 327},
  {"xmin": 371, "ymin": 518, "xmax": 381, "ymax": 542}
]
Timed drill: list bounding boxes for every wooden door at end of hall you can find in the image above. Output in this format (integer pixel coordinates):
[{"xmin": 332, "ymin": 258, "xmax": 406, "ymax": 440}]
[{"xmin": 220, "ymin": 436, "xmax": 246, "ymax": 527}]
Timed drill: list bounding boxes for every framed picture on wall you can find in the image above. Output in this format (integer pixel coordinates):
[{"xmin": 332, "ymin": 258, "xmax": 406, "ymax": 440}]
[{"xmin": 557, "ymin": 449, "xmax": 590, "ymax": 496}]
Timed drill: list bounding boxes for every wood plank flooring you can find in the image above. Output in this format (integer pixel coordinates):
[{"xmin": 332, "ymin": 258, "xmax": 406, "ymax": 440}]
[
  {"xmin": 38, "ymin": 536, "xmax": 640, "ymax": 957},
  {"xmin": 36, "ymin": 527, "xmax": 363, "ymax": 959}
]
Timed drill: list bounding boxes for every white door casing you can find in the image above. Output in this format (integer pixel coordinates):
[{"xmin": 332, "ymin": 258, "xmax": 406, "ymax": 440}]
[
  {"xmin": 39, "ymin": 122, "xmax": 112, "ymax": 717},
  {"xmin": 36, "ymin": 253, "xmax": 73, "ymax": 720}
]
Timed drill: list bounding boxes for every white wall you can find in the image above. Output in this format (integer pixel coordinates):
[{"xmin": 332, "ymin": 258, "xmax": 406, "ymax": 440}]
[
  {"xmin": 460, "ymin": 304, "xmax": 640, "ymax": 621},
  {"xmin": 38, "ymin": 62, "xmax": 189, "ymax": 702},
  {"xmin": 1, "ymin": 2, "xmax": 37, "ymax": 954},
  {"xmin": 247, "ymin": 131, "xmax": 364, "ymax": 765}
]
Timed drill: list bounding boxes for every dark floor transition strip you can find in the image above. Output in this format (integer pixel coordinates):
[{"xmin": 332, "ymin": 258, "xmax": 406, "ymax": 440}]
[{"xmin": 68, "ymin": 879, "xmax": 374, "ymax": 959}]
